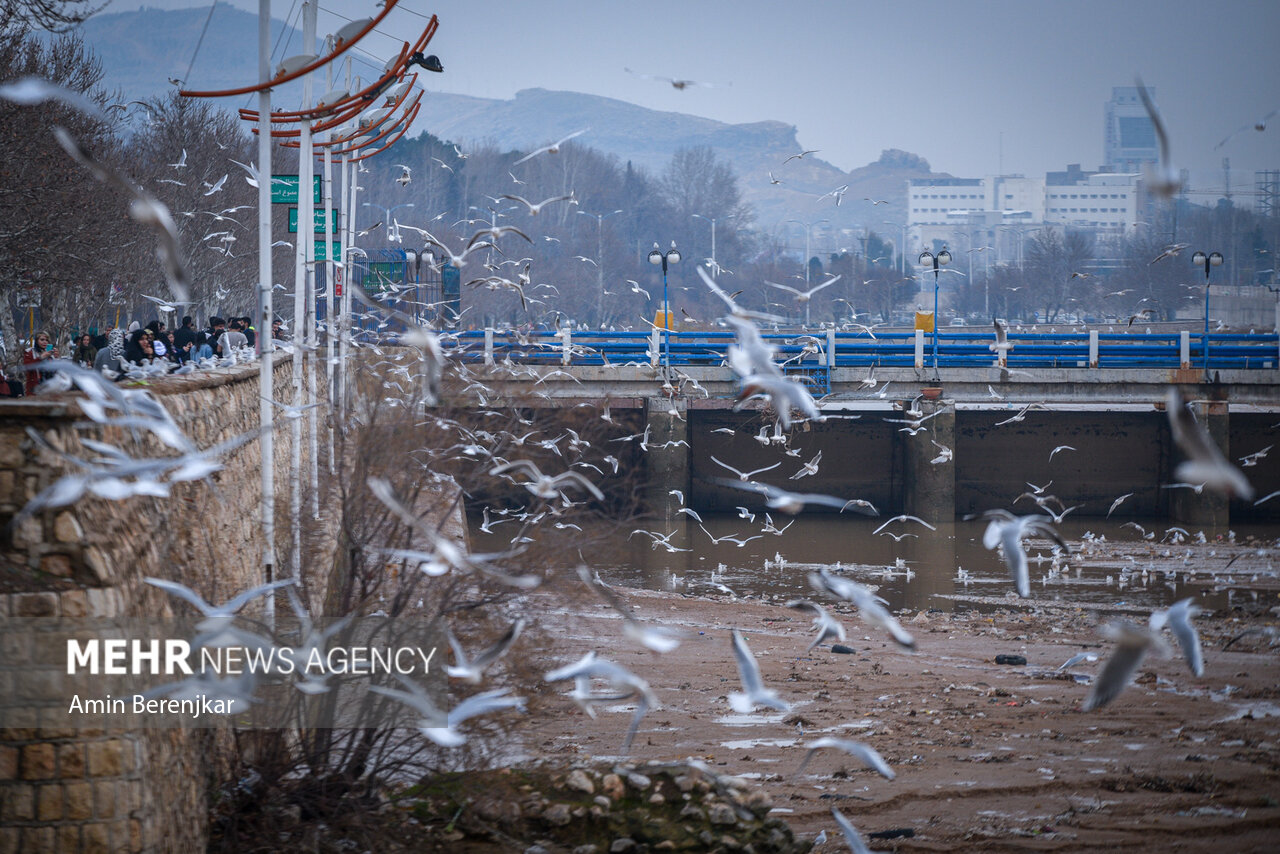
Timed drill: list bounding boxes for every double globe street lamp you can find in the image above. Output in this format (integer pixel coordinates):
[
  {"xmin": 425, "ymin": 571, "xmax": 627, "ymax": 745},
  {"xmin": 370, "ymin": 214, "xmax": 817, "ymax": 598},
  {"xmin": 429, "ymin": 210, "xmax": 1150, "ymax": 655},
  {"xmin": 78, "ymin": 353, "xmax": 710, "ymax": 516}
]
[
  {"xmin": 648, "ymin": 241, "xmax": 681, "ymax": 378},
  {"xmin": 918, "ymin": 247, "xmax": 952, "ymax": 378},
  {"xmin": 1191, "ymin": 250, "xmax": 1223, "ymax": 379}
]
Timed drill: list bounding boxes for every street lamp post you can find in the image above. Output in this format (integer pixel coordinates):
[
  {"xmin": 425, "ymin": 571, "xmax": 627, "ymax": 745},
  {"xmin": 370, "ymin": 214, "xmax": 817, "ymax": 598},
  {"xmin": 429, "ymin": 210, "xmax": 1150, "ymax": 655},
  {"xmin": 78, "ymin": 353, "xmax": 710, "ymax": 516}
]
[
  {"xmin": 1191, "ymin": 250, "xmax": 1223, "ymax": 379},
  {"xmin": 918, "ymin": 247, "xmax": 952, "ymax": 379},
  {"xmin": 647, "ymin": 241, "xmax": 681, "ymax": 378},
  {"xmin": 693, "ymin": 212, "xmax": 736, "ymax": 277},
  {"xmin": 883, "ymin": 220, "xmax": 907, "ymax": 277},
  {"xmin": 578, "ymin": 208, "xmax": 623, "ymax": 328},
  {"xmin": 788, "ymin": 218, "xmax": 829, "ymax": 327}
]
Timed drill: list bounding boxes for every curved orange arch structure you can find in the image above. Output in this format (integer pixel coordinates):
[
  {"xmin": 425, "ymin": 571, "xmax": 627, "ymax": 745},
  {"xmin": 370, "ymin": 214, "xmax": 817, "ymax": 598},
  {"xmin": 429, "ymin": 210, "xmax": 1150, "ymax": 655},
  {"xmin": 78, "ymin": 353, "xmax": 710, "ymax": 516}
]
[
  {"xmin": 348, "ymin": 102, "xmax": 421, "ymax": 161},
  {"xmin": 280, "ymin": 89, "xmax": 421, "ymax": 153},
  {"xmin": 178, "ymin": 1, "xmax": 420, "ymax": 99},
  {"xmin": 250, "ymin": 79, "xmax": 419, "ymax": 141},
  {"xmin": 238, "ymin": 59, "xmax": 410, "ymax": 124}
]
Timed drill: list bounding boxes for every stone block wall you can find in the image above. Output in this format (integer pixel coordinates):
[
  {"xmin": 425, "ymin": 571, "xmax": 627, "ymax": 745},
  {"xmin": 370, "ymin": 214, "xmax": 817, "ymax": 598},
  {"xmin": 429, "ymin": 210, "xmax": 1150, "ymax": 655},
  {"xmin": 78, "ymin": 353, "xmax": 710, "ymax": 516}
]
[{"xmin": 0, "ymin": 354, "xmax": 332, "ymax": 853}]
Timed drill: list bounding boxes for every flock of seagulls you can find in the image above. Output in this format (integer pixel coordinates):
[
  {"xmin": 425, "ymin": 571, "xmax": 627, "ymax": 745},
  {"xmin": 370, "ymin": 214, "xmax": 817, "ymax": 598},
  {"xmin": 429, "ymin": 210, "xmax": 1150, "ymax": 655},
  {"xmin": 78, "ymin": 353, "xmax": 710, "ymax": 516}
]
[{"xmin": 6, "ymin": 72, "xmax": 1278, "ymax": 854}]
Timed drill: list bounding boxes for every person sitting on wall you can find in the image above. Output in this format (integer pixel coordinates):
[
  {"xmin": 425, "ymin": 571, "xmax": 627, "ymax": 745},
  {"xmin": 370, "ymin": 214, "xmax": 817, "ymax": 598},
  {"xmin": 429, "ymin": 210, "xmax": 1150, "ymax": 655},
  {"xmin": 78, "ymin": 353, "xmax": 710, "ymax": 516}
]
[
  {"xmin": 93, "ymin": 328, "xmax": 124, "ymax": 377},
  {"xmin": 123, "ymin": 329, "xmax": 148, "ymax": 364},
  {"xmin": 218, "ymin": 319, "xmax": 248, "ymax": 357},
  {"xmin": 205, "ymin": 317, "xmax": 227, "ymax": 357},
  {"xmin": 0, "ymin": 363, "xmax": 23, "ymax": 397},
  {"xmin": 146, "ymin": 321, "xmax": 168, "ymax": 359},
  {"xmin": 21, "ymin": 331, "xmax": 58, "ymax": 395},
  {"xmin": 72, "ymin": 333, "xmax": 97, "ymax": 367}
]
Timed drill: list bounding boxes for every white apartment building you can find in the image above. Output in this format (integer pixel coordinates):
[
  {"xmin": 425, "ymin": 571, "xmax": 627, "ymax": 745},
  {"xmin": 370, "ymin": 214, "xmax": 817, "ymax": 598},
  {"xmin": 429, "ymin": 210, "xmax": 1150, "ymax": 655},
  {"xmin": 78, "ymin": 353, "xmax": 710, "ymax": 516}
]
[{"xmin": 905, "ymin": 168, "xmax": 1143, "ymax": 267}]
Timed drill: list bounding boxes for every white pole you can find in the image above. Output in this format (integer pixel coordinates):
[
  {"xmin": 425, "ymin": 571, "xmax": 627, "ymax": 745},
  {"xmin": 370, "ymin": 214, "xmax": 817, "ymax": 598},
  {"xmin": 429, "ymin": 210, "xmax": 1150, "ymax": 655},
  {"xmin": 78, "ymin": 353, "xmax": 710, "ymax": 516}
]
[
  {"xmin": 290, "ymin": 0, "xmax": 316, "ymax": 577},
  {"xmin": 336, "ymin": 145, "xmax": 348, "ymax": 422},
  {"xmin": 256, "ymin": 0, "xmax": 276, "ymax": 625},
  {"xmin": 305, "ymin": 34, "xmax": 321, "ymax": 518},
  {"xmin": 343, "ymin": 151, "xmax": 359, "ymax": 417},
  {"xmin": 322, "ymin": 106, "xmax": 335, "ymax": 475}
]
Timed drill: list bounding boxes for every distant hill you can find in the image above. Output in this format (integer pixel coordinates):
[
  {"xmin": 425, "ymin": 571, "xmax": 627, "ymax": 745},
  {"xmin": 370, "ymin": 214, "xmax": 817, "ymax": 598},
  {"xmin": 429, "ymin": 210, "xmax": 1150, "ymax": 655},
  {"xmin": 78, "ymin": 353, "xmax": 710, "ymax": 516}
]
[
  {"xmin": 74, "ymin": 6, "xmax": 948, "ymax": 243},
  {"xmin": 416, "ymin": 88, "xmax": 947, "ymax": 239}
]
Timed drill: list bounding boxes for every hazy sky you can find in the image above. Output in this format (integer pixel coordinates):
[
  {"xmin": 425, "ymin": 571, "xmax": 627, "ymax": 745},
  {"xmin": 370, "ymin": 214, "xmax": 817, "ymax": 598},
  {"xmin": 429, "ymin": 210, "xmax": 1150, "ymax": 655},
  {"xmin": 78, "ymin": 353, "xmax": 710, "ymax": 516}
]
[{"xmin": 142, "ymin": 0, "xmax": 1279, "ymax": 198}]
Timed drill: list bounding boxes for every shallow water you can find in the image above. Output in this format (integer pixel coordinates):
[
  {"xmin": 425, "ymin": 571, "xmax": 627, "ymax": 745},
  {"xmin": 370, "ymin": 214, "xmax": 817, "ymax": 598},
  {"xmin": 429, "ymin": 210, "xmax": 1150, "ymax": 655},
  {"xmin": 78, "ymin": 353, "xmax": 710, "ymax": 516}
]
[{"xmin": 470, "ymin": 510, "xmax": 1280, "ymax": 614}]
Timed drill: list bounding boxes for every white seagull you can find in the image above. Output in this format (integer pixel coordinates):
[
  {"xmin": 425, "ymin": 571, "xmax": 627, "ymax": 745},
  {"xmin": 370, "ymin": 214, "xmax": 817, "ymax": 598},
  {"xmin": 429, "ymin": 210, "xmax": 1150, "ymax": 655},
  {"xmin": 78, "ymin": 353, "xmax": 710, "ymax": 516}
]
[
  {"xmin": 512, "ymin": 129, "xmax": 589, "ymax": 166},
  {"xmin": 980, "ymin": 509, "xmax": 1069, "ymax": 598},
  {"xmin": 729, "ymin": 629, "xmax": 791, "ymax": 713}
]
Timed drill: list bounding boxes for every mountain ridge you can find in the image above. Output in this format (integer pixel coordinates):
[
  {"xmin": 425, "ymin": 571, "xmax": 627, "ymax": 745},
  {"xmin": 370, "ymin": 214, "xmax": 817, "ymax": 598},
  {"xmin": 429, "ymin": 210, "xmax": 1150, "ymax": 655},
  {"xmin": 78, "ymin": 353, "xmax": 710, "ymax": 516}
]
[{"xmin": 72, "ymin": 6, "xmax": 948, "ymax": 240}]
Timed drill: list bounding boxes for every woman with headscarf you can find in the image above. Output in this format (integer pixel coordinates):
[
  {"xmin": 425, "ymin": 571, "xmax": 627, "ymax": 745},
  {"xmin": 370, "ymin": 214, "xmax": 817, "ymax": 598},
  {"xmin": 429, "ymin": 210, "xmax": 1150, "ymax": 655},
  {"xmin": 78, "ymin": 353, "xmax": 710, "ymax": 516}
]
[
  {"xmin": 122, "ymin": 329, "xmax": 147, "ymax": 365},
  {"xmin": 94, "ymin": 328, "xmax": 125, "ymax": 377},
  {"xmin": 72, "ymin": 333, "xmax": 97, "ymax": 367}
]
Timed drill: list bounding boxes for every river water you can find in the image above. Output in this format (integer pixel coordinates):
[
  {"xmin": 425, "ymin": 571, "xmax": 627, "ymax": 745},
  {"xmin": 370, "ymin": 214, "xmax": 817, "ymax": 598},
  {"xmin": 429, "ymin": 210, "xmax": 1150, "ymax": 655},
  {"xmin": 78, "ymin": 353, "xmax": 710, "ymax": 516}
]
[{"xmin": 468, "ymin": 511, "xmax": 1280, "ymax": 616}]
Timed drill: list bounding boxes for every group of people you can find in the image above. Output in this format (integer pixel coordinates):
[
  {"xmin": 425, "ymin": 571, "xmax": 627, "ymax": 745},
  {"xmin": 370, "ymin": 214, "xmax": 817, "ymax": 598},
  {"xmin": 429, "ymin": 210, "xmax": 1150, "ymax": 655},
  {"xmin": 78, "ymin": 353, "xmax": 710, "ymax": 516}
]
[{"xmin": 1, "ymin": 314, "xmax": 289, "ymax": 397}]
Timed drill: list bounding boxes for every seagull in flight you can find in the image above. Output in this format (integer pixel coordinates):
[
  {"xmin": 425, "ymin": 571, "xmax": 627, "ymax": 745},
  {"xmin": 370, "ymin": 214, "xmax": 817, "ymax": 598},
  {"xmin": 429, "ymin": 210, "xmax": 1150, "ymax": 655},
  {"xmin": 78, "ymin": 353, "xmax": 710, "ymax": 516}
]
[
  {"xmin": 1166, "ymin": 387, "xmax": 1253, "ymax": 499},
  {"xmin": 766, "ymin": 275, "xmax": 841, "ymax": 303},
  {"xmin": 782, "ymin": 149, "xmax": 819, "ymax": 164},
  {"xmin": 818, "ymin": 184, "xmax": 849, "ymax": 206},
  {"xmin": 544, "ymin": 651, "xmax": 658, "ymax": 753},
  {"xmin": 144, "ymin": 576, "xmax": 295, "ymax": 635},
  {"xmin": 1082, "ymin": 620, "xmax": 1165, "ymax": 711},
  {"xmin": 979, "ymin": 509, "xmax": 1069, "ymax": 598},
  {"xmin": 1150, "ymin": 242, "xmax": 1190, "ymax": 264},
  {"xmin": 713, "ymin": 477, "xmax": 877, "ymax": 516},
  {"xmin": 786, "ymin": 600, "xmax": 846, "ymax": 652},
  {"xmin": 371, "ymin": 679, "xmax": 525, "ymax": 747},
  {"xmin": 624, "ymin": 67, "xmax": 719, "ymax": 89},
  {"xmin": 795, "ymin": 737, "xmax": 894, "ymax": 780},
  {"xmin": 1135, "ymin": 76, "xmax": 1181, "ymax": 199},
  {"xmin": 1215, "ymin": 106, "xmax": 1279, "ymax": 150},
  {"xmin": 1149, "ymin": 598, "xmax": 1204, "ymax": 676},
  {"xmin": 512, "ymin": 129, "xmax": 589, "ymax": 166},
  {"xmin": 201, "ymin": 174, "xmax": 228, "ymax": 196},
  {"xmin": 0, "ymin": 76, "xmax": 110, "ymax": 119},
  {"xmin": 445, "ymin": 618, "xmax": 525, "ymax": 684},
  {"xmin": 808, "ymin": 569, "xmax": 914, "ymax": 649},
  {"xmin": 500, "ymin": 193, "xmax": 576, "ymax": 216},
  {"xmin": 709, "ymin": 455, "xmax": 781, "ymax": 481},
  {"xmin": 728, "ymin": 629, "xmax": 790, "ymax": 713}
]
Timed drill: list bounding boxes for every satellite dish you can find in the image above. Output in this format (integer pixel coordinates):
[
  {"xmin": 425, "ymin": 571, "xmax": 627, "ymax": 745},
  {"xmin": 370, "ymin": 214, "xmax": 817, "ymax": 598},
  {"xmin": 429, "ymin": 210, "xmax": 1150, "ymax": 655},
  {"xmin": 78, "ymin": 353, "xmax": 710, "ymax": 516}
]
[
  {"xmin": 332, "ymin": 18, "xmax": 373, "ymax": 48},
  {"xmin": 275, "ymin": 54, "xmax": 318, "ymax": 80}
]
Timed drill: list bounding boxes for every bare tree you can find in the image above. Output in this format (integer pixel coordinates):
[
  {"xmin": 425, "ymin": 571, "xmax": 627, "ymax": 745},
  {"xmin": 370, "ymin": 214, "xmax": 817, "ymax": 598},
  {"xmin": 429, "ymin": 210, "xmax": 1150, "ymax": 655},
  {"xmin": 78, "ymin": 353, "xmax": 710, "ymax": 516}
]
[
  {"xmin": 0, "ymin": 26, "xmax": 127, "ymax": 353},
  {"xmin": 1024, "ymin": 227, "xmax": 1094, "ymax": 321},
  {"xmin": 1, "ymin": 0, "xmax": 105, "ymax": 33}
]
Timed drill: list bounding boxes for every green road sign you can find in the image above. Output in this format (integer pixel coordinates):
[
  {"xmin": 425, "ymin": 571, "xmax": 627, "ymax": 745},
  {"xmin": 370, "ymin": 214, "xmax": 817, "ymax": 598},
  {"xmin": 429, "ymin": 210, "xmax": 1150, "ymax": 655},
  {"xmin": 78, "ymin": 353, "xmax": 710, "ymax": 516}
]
[
  {"xmin": 271, "ymin": 175, "xmax": 322, "ymax": 205},
  {"xmin": 288, "ymin": 207, "xmax": 340, "ymax": 234},
  {"xmin": 313, "ymin": 240, "xmax": 341, "ymax": 261}
]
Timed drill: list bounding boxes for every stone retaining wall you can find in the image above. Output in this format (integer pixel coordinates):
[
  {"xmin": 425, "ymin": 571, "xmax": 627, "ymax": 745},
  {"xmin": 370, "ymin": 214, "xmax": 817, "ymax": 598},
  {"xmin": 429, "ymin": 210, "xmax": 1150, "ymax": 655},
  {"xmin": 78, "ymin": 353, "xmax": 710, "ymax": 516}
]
[{"xmin": 0, "ymin": 355, "xmax": 332, "ymax": 853}]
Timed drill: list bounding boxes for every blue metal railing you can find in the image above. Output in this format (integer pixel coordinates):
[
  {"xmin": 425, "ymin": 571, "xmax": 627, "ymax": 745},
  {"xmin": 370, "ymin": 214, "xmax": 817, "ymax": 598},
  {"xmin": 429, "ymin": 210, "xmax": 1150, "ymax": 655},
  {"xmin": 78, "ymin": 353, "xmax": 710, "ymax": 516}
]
[{"xmin": 434, "ymin": 328, "xmax": 1279, "ymax": 373}]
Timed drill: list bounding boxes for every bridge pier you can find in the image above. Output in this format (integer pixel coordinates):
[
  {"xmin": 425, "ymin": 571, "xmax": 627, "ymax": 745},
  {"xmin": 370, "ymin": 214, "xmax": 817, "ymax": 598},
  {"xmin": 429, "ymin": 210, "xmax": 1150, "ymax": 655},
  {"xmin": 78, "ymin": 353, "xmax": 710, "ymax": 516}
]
[
  {"xmin": 1170, "ymin": 400, "xmax": 1231, "ymax": 528},
  {"xmin": 902, "ymin": 398, "xmax": 955, "ymax": 525},
  {"xmin": 644, "ymin": 396, "xmax": 690, "ymax": 521}
]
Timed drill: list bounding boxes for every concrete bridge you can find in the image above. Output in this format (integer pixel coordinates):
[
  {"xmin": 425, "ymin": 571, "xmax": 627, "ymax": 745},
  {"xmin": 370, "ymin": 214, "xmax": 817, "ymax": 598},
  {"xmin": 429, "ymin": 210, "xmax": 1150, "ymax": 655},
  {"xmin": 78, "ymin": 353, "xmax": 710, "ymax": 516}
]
[{"xmin": 443, "ymin": 327, "xmax": 1280, "ymax": 528}]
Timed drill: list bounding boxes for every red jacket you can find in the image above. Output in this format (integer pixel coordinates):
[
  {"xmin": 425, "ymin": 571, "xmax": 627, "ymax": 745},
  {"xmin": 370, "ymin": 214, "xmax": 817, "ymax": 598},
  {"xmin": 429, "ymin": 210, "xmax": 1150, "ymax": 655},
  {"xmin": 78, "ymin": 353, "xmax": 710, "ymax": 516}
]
[{"xmin": 22, "ymin": 346, "xmax": 54, "ymax": 395}]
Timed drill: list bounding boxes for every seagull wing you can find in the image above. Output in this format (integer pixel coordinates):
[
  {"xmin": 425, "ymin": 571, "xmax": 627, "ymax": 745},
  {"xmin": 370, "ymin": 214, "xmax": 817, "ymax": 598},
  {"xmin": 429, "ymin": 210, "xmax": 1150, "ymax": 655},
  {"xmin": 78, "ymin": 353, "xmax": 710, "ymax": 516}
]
[{"xmin": 1083, "ymin": 622, "xmax": 1154, "ymax": 711}]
